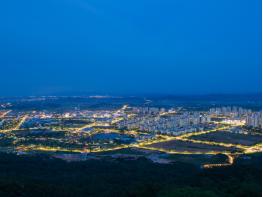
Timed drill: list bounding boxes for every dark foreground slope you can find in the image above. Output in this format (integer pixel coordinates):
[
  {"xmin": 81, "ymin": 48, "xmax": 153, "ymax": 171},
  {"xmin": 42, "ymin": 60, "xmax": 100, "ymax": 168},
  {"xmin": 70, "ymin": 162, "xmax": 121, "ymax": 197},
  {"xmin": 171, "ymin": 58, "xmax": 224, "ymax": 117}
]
[{"xmin": 0, "ymin": 153, "xmax": 261, "ymax": 197}]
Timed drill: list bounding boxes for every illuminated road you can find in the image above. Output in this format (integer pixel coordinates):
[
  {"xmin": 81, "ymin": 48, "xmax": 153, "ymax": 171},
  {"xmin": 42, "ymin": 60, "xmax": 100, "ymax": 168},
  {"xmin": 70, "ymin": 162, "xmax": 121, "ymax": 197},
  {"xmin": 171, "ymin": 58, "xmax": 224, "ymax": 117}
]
[
  {"xmin": 75, "ymin": 123, "xmax": 94, "ymax": 132},
  {"xmin": 0, "ymin": 114, "xmax": 28, "ymax": 133},
  {"xmin": 243, "ymin": 143, "xmax": 262, "ymax": 154},
  {"xmin": 0, "ymin": 104, "xmax": 260, "ymax": 170},
  {"xmin": 0, "ymin": 110, "xmax": 11, "ymax": 118},
  {"xmin": 203, "ymin": 154, "xmax": 234, "ymax": 169},
  {"xmin": 14, "ymin": 115, "xmax": 28, "ymax": 130},
  {"xmin": 7, "ymin": 119, "xmax": 261, "ymax": 169},
  {"xmin": 176, "ymin": 125, "xmax": 232, "ymax": 139}
]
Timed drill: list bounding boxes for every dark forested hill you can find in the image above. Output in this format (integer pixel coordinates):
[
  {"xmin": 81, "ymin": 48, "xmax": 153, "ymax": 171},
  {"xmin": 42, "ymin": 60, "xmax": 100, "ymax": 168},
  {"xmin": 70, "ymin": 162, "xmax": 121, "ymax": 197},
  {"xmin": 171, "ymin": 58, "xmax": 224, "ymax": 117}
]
[{"xmin": 0, "ymin": 153, "xmax": 261, "ymax": 197}]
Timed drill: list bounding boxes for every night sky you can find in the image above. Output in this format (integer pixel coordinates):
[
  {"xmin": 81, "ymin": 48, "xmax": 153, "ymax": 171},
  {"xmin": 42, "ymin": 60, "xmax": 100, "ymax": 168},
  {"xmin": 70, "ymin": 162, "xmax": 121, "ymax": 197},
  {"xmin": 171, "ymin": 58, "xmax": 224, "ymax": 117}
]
[{"xmin": 0, "ymin": 0, "xmax": 261, "ymax": 96}]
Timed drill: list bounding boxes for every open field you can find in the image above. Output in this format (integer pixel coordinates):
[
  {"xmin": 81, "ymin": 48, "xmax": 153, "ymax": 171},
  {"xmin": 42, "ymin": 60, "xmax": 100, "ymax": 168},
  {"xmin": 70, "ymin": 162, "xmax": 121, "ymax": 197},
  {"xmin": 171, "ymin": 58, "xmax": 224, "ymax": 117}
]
[
  {"xmin": 144, "ymin": 140, "xmax": 240, "ymax": 153},
  {"xmin": 189, "ymin": 131, "xmax": 262, "ymax": 146}
]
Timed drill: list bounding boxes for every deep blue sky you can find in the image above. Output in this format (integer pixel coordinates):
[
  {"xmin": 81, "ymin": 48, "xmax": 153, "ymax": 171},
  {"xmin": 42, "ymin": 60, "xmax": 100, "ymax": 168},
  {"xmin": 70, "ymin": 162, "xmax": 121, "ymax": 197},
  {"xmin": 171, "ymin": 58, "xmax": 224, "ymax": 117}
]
[{"xmin": 0, "ymin": 0, "xmax": 261, "ymax": 96}]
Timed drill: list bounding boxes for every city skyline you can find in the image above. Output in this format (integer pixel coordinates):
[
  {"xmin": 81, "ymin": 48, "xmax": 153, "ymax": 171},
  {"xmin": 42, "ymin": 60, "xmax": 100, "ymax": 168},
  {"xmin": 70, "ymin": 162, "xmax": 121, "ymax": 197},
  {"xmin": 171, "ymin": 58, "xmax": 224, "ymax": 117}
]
[{"xmin": 0, "ymin": 0, "xmax": 261, "ymax": 196}]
